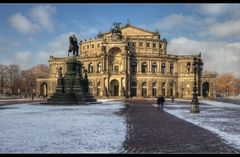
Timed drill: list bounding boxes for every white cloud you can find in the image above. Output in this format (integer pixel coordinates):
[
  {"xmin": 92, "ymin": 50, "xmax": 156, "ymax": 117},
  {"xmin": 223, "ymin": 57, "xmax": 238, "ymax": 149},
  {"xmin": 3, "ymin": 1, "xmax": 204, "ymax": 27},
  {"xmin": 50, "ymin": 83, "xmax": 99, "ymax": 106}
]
[
  {"xmin": 198, "ymin": 4, "xmax": 227, "ymax": 16},
  {"xmin": 9, "ymin": 51, "xmax": 34, "ymax": 69},
  {"xmin": 8, "ymin": 5, "xmax": 56, "ymax": 35},
  {"xmin": 36, "ymin": 32, "xmax": 77, "ymax": 61},
  {"xmin": 30, "ymin": 5, "xmax": 56, "ymax": 32},
  {"xmin": 154, "ymin": 14, "xmax": 199, "ymax": 31},
  {"xmin": 8, "ymin": 13, "xmax": 40, "ymax": 35},
  {"xmin": 168, "ymin": 37, "xmax": 240, "ymax": 77},
  {"xmin": 201, "ymin": 20, "xmax": 240, "ymax": 38}
]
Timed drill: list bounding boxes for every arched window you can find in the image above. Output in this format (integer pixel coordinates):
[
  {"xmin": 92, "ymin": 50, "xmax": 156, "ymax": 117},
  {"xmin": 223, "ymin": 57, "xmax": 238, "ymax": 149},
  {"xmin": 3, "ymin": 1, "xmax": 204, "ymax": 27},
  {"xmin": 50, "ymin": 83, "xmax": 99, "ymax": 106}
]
[
  {"xmin": 152, "ymin": 62, "xmax": 157, "ymax": 73},
  {"xmin": 131, "ymin": 62, "xmax": 137, "ymax": 73},
  {"xmin": 141, "ymin": 62, "xmax": 147, "ymax": 73},
  {"xmin": 89, "ymin": 82, "xmax": 93, "ymax": 95},
  {"xmin": 152, "ymin": 82, "xmax": 157, "ymax": 97},
  {"xmin": 97, "ymin": 63, "xmax": 101, "ymax": 73},
  {"xmin": 97, "ymin": 82, "xmax": 101, "ymax": 96},
  {"xmin": 142, "ymin": 82, "xmax": 147, "ymax": 97},
  {"xmin": 162, "ymin": 82, "xmax": 165, "ymax": 97},
  {"xmin": 88, "ymin": 63, "xmax": 93, "ymax": 73},
  {"xmin": 161, "ymin": 63, "xmax": 166, "ymax": 74},
  {"xmin": 82, "ymin": 65, "xmax": 85, "ymax": 73},
  {"xmin": 170, "ymin": 63, "xmax": 174, "ymax": 75},
  {"xmin": 186, "ymin": 62, "xmax": 191, "ymax": 74},
  {"xmin": 170, "ymin": 80, "xmax": 174, "ymax": 96}
]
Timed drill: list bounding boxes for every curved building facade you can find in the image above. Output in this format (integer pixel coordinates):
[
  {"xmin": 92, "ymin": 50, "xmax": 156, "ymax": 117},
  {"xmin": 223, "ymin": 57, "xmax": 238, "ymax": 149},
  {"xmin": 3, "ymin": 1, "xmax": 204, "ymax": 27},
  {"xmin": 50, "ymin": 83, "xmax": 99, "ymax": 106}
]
[{"xmin": 36, "ymin": 24, "xmax": 216, "ymax": 98}]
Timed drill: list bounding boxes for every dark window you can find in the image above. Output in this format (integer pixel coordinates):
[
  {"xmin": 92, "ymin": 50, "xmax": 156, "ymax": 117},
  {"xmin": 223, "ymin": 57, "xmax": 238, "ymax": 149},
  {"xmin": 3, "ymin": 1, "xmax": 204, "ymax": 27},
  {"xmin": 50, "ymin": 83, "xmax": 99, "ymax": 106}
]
[
  {"xmin": 153, "ymin": 43, "xmax": 156, "ymax": 48},
  {"xmin": 142, "ymin": 82, "xmax": 147, "ymax": 97},
  {"xmin": 152, "ymin": 63, "xmax": 157, "ymax": 73},
  {"xmin": 87, "ymin": 45, "xmax": 89, "ymax": 49},
  {"xmin": 88, "ymin": 64, "xmax": 93, "ymax": 73},
  {"xmin": 170, "ymin": 81, "xmax": 174, "ymax": 96},
  {"xmin": 159, "ymin": 44, "xmax": 162, "ymax": 48},
  {"xmin": 141, "ymin": 62, "xmax": 147, "ymax": 73},
  {"xmin": 97, "ymin": 63, "xmax": 101, "ymax": 73},
  {"xmin": 170, "ymin": 63, "xmax": 174, "ymax": 75},
  {"xmin": 140, "ymin": 42, "xmax": 143, "ymax": 47},
  {"xmin": 161, "ymin": 63, "xmax": 166, "ymax": 74},
  {"xmin": 131, "ymin": 62, "xmax": 137, "ymax": 73},
  {"xmin": 147, "ymin": 43, "xmax": 150, "ymax": 47},
  {"xmin": 92, "ymin": 44, "xmax": 94, "ymax": 48},
  {"xmin": 162, "ymin": 82, "xmax": 165, "ymax": 97},
  {"xmin": 132, "ymin": 42, "xmax": 136, "ymax": 47},
  {"xmin": 83, "ymin": 46, "xmax": 85, "ymax": 50},
  {"xmin": 97, "ymin": 43, "xmax": 100, "ymax": 48},
  {"xmin": 114, "ymin": 66, "xmax": 119, "ymax": 73},
  {"xmin": 152, "ymin": 82, "xmax": 157, "ymax": 97}
]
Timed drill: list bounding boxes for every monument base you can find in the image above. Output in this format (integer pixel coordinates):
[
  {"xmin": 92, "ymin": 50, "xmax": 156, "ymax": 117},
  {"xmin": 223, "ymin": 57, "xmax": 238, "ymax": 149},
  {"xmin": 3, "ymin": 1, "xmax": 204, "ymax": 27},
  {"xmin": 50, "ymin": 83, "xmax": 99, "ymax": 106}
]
[{"xmin": 45, "ymin": 56, "xmax": 98, "ymax": 105}]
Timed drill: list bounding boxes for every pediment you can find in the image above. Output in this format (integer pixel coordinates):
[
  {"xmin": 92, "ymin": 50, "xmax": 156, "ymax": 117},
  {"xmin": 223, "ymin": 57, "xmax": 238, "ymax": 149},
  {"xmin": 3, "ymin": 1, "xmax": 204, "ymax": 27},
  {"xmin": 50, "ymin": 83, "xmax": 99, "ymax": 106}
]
[{"xmin": 104, "ymin": 25, "xmax": 155, "ymax": 37}]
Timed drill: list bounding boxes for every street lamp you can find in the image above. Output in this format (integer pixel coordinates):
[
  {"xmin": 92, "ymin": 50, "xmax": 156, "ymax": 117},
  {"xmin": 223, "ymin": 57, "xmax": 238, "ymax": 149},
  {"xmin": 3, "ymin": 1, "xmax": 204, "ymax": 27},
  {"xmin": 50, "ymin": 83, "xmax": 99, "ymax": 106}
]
[
  {"xmin": 191, "ymin": 56, "xmax": 200, "ymax": 113},
  {"xmin": 197, "ymin": 54, "xmax": 203, "ymax": 96}
]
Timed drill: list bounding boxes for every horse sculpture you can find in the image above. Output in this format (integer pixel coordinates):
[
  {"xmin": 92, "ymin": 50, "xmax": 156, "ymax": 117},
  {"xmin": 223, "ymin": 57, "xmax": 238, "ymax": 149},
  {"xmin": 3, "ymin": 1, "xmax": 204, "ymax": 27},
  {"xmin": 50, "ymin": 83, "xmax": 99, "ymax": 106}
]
[{"xmin": 68, "ymin": 34, "xmax": 79, "ymax": 56}]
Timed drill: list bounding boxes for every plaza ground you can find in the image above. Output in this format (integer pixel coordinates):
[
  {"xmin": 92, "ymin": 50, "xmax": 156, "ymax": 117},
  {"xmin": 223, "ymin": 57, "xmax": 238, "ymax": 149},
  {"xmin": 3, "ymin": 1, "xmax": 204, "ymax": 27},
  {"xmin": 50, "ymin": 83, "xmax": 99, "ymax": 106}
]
[{"xmin": 0, "ymin": 98, "xmax": 240, "ymax": 153}]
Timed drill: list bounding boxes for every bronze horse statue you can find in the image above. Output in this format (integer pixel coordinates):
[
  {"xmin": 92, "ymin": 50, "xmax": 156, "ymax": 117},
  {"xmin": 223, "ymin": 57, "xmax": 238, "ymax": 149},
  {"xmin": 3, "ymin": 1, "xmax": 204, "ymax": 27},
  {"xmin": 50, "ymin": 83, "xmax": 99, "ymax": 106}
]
[{"xmin": 68, "ymin": 34, "xmax": 79, "ymax": 56}]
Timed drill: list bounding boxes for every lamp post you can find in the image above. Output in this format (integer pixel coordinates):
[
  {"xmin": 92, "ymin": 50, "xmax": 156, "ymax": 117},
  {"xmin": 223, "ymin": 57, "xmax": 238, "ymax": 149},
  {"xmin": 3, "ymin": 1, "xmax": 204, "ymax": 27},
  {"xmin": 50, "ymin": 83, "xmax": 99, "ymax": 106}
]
[
  {"xmin": 197, "ymin": 54, "xmax": 203, "ymax": 96},
  {"xmin": 0, "ymin": 75, "xmax": 3, "ymax": 94},
  {"xmin": 191, "ymin": 56, "xmax": 200, "ymax": 113}
]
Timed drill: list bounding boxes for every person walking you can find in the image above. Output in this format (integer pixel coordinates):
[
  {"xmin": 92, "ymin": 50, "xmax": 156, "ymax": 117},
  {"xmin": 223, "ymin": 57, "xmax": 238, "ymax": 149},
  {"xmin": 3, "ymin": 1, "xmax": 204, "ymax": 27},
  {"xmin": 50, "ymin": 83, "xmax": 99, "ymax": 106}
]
[
  {"xmin": 157, "ymin": 96, "xmax": 162, "ymax": 110},
  {"xmin": 161, "ymin": 95, "xmax": 165, "ymax": 110}
]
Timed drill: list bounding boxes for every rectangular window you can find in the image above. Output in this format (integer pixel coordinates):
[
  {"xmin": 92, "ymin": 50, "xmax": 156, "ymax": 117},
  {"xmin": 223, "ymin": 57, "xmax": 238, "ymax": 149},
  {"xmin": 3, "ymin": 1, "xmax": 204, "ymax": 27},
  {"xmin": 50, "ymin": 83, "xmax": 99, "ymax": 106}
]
[
  {"xmin": 133, "ymin": 42, "xmax": 136, "ymax": 47},
  {"xmin": 140, "ymin": 42, "xmax": 143, "ymax": 47},
  {"xmin": 83, "ymin": 46, "xmax": 85, "ymax": 50},
  {"xmin": 147, "ymin": 43, "xmax": 150, "ymax": 47},
  {"xmin": 92, "ymin": 44, "xmax": 94, "ymax": 48},
  {"xmin": 153, "ymin": 43, "xmax": 156, "ymax": 48},
  {"xmin": 159, "ymin": 44, "xmax": 162, "ymax": 48},
  {"xmin": 114, "ymin": 66, "xmax": 119, "ymax": 72},
  {"xmin": 87, "ymin": 45, "xmax": 89, "ymax": 49},
  {"xmin": 97, "ymin": 43, "xmax": 100, "ymax": 48}
]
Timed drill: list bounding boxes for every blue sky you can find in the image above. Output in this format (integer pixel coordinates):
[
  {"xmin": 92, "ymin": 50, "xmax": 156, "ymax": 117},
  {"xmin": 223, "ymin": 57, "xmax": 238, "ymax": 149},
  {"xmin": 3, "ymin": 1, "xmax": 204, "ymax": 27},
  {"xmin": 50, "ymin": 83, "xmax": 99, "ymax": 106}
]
[{"xmin": 0, "ymin": 3, "xmax": 240, "ymax": 77}]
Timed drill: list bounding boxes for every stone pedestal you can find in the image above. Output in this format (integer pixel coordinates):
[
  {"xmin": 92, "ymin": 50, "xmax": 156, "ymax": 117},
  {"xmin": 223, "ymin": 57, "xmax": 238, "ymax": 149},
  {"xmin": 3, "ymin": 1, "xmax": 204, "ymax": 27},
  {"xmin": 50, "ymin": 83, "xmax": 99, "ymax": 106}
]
[{"xmin": 47, "ymin": 56, "xmax": 97, "ymax": 105}]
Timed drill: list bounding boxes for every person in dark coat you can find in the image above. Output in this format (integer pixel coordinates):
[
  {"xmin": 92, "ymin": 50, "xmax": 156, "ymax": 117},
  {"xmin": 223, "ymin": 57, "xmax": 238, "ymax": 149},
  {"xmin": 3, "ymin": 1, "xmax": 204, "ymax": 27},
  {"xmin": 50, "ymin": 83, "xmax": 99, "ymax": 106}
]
[
  {"xmin": 161, "ymin": 95, "xmax": 165, "ymax": 109},
  {"xmin": 157, "ymin": 97, "xmax": 161, "ymax": 109}
]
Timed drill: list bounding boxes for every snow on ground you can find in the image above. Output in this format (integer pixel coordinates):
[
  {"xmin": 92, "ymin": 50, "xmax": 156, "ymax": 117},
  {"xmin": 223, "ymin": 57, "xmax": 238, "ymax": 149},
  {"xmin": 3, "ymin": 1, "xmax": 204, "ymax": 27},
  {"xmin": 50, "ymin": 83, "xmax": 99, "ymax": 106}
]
[
  {"xmin": 0, "ymin": 101, "xmax": 127, "ymax": 153},
  {"xmin": 159, "ymin": 99, "xmax": 240, "ymax": 151}
]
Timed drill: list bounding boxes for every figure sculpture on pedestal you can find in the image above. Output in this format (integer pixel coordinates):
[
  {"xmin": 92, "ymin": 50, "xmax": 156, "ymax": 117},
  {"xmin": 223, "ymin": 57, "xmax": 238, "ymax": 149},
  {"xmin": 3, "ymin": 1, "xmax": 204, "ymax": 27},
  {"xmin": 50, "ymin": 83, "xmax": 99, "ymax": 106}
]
[{"xmin": 68, "ymin": 34, "xmax": 79, "ymax": 56}]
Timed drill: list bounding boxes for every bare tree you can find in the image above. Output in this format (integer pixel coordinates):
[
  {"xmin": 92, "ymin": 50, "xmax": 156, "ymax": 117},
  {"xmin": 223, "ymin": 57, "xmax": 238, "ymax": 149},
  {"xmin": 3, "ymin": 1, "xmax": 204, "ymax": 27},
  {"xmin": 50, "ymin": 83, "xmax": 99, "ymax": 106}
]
[
  {"xmin": 0, "ymin": 64, "xmax": 8, "ymax": 94},
  {"xmin": 215, "ymin": 73, "xmax": 240, "ymax": 97}
]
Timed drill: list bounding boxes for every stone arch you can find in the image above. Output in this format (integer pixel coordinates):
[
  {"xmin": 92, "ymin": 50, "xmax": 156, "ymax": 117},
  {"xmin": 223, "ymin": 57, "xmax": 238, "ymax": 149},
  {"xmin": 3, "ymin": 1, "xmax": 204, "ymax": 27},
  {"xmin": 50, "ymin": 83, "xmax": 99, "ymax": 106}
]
[
  {"xmin": 110, "ymin": 79, "xmax": 119, "ymax": 96},
  {"xmin": 88, "ymin": 63, "xmax": 93, "ymax": 73},
  {"xmin": 97, "ymin": 62, "xmax": 101, "ymax": 73},
  {"xmin": 142, "ymin": 82, "xmax": 147, "ymax": 97},
  {"xmin": 152, "ymin": 62, "xmax": 157, "ymax": 73},
  {"xmin": 97, "ymin": 82, "xmax": 101, "ymax": 96},
  {"xmin": 40, "ymin": 82, "xmax": 48, "ymax": 98},
  {"xmin": 141, "ymin": 62, "xmax": 148, "ymax": 73},
  {"xmin": 152, "ymin": 82, "xmax": 157, "ymax": 97},
  {"xmin": 202, "ymin": 82, "xmax": 210, "ymax": 97}
]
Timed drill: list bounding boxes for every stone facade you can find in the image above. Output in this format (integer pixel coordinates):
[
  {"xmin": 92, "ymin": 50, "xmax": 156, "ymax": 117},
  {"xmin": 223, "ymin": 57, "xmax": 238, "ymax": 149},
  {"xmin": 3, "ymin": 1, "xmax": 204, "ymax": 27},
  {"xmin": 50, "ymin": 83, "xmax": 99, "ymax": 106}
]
[{"xmin": 36, "ymin": 24, "xmax": 216, "ymax": 98}]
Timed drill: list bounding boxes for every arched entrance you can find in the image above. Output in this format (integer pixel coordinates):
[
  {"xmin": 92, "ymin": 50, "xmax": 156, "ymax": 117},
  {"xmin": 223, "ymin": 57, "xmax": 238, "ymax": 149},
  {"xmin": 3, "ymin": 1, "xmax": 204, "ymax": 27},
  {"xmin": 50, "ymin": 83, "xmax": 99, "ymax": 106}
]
[
  {"xmin": 202, "ymin": 82, "xmax": 210, "ymax": 97},
  {"xmin": 110, "ymin": 80, "xmax": 119, "ymax": 96},
  {"xmin": 40, "ymin": 82, "xmax": 48, "ymax": 98}
]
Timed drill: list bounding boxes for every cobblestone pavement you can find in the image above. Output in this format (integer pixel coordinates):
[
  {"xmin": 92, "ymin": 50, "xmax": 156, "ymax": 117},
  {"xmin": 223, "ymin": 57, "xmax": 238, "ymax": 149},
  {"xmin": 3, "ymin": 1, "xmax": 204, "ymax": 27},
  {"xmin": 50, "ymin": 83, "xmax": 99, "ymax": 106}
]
[
  {"xmin": 121, "ymin": 100, "xmax": 239, "ymax": 154},
  {"xmin": 0, "ymin": 98, "xmax": 46, "ymax": 106}
]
